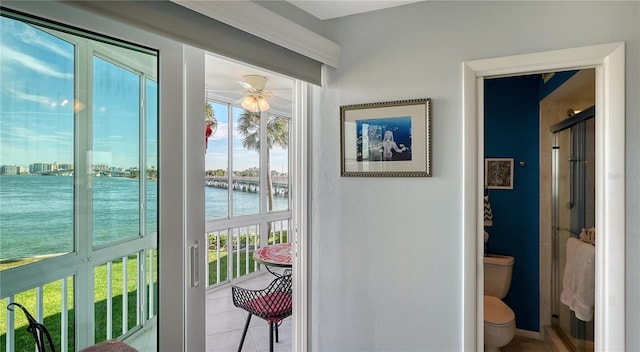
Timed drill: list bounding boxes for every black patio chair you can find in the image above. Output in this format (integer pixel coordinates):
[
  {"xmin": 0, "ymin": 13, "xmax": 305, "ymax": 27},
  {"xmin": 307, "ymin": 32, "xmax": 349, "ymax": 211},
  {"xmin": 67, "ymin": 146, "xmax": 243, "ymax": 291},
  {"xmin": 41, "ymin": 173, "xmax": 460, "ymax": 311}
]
[
  {"xmin": 7, "ymin": 302, "xmax": 56, "ymax": 352},
  {"xmin": 231, "ymin": 270, "xmax": 292, "ymax": 352}
]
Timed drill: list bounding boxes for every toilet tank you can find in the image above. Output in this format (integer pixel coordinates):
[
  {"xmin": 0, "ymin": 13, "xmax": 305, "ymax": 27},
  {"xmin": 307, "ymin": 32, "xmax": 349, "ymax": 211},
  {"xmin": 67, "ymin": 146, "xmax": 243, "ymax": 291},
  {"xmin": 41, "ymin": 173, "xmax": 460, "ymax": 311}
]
[{"xmin": 484, "ymin": 255, "xmax": 514, "ymax": 298}]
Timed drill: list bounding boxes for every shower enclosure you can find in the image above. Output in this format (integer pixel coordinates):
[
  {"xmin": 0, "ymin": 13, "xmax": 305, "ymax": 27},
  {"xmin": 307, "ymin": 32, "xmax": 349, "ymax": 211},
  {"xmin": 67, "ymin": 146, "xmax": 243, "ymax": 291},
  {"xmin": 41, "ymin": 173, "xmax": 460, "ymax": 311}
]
[{"xmin": 550, "ymin": 106, "xmax": 595, "ymax": 351}]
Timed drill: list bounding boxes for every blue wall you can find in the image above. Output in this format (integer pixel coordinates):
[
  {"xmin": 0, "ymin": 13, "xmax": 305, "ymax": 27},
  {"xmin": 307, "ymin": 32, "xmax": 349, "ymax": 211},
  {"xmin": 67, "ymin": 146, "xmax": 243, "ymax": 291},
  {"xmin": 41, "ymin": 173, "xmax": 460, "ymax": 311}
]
[{"xmin": 485, "ymin": 75, "xmax": 540, "ymax": 332}]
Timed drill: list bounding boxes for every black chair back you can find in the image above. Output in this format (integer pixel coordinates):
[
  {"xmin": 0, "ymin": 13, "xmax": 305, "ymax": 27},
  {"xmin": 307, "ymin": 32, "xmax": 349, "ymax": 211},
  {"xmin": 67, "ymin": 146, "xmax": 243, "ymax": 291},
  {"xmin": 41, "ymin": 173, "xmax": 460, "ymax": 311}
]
[{"xmin": 7, "ymin": 302, "xmax": 56, "ymax": 352}]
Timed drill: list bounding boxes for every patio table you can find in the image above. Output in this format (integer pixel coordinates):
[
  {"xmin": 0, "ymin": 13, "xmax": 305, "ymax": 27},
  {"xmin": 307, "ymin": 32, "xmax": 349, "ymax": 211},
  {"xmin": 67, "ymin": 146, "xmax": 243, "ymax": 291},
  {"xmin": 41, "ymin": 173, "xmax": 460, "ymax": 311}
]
[{"xmin": 254, "ymin": 242, "xmax": 292, "ymax": 275}]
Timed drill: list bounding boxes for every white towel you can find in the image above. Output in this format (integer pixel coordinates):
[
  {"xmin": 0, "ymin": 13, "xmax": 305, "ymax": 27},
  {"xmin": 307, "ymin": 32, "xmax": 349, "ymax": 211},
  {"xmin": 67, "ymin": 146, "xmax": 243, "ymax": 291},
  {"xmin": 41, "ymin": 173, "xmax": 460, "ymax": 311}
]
[
  {"xmin": 580, "ymin": 227, "xmax": 596, "ymax": 245},
  {"xmin": 560, "ymin": 237, "xmax": 595, "ymax": 321}
]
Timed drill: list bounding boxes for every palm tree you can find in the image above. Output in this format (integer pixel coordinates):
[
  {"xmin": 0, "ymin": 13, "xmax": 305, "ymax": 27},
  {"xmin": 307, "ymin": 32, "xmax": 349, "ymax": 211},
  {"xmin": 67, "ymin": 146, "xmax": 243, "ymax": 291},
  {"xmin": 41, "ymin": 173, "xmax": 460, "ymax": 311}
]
[
  {"xmin": 237, "ymin": 109, "xmax": 288, "ymax": 214},
  {"xmin": 205, "ymin": 102, "xmax": 218, "ymax": 151},
  {"xmin": 205, "ymin": 103, "xmax": 217, "ymax": 132}
]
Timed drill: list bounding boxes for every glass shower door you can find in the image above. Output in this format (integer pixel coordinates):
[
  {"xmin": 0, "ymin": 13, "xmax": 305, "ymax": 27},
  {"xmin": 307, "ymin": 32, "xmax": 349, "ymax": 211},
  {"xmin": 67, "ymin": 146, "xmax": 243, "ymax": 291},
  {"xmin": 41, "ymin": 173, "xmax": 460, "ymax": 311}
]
[{"xmin": 552, "ymin": 117, "xmax": 595, "ymax": 351}]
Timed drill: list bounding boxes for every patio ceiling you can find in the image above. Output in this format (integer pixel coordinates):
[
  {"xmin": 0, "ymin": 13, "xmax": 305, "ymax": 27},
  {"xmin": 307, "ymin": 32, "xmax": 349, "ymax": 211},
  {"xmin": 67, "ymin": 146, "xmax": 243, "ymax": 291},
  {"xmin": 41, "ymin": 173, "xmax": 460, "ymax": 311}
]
[{"xmin": 205, "ymin": 53, "xmax": 294, "ymax": 116}]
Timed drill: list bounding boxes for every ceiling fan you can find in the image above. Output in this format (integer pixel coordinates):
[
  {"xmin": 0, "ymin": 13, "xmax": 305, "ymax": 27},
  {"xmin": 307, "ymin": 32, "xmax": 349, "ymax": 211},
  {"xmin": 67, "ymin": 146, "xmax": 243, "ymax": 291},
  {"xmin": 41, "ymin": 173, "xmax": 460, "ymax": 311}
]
[
  {"xmin": 205, "ymin": 69, "xmax": 294, "ymax": 114},
  {"xmin": 237, "ymin": 75, "xmax": 272, "ymax": 112}
]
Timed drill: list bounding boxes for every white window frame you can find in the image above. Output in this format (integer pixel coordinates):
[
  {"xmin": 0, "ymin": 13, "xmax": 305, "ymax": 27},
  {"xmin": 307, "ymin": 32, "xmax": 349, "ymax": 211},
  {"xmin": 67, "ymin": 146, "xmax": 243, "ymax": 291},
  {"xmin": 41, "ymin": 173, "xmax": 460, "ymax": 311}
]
[{"xmin": 0, "ymin": 13, "xmax": 158, "ymax": 349}]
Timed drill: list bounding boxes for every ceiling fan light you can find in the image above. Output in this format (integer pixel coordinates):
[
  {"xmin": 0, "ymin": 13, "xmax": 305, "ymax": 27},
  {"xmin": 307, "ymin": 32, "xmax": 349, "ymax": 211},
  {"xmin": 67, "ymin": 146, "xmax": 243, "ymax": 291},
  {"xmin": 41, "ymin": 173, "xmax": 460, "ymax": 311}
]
[
  {"xmin": 241, "ymin": 96, "xmax": 259, "ymax": 112},
  {"xmin": 257, "ymin": 96, "xmax": 270, "ymax": 111}
]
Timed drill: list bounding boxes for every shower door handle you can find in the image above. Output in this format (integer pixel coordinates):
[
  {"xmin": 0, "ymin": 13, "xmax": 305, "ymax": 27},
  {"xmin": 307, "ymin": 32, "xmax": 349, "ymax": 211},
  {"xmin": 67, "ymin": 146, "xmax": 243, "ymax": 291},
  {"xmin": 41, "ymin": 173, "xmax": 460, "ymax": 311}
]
[{"xmin": 568, "ymin": 157, "xmax": 578, "ymax": 209}]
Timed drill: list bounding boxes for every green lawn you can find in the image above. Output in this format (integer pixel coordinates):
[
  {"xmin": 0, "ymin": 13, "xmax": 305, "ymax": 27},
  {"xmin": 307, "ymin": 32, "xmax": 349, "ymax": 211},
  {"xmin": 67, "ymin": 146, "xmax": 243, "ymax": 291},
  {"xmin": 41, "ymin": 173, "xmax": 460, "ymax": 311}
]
[
  {"xmin": 208, "ymin": 250, "xmax": 258, "ymax": 285},
  {"xmin": 208, "ymin": 232, "xmax": 288, "ymax": 285},
  {"xmin": 1, "ymin": 252, "xmax": 158, "ymax": 352},
  {"xmin": 1, "ymin": 236, "xmax": 288, "ymax": 350}
]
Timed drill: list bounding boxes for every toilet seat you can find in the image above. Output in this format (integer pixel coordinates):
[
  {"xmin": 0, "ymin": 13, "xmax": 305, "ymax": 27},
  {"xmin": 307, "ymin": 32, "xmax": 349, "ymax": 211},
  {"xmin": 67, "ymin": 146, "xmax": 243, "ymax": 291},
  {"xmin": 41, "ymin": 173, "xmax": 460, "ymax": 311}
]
[{"xmin": 484, "ymin": 295, "xmax": 515, "ymax": 327}]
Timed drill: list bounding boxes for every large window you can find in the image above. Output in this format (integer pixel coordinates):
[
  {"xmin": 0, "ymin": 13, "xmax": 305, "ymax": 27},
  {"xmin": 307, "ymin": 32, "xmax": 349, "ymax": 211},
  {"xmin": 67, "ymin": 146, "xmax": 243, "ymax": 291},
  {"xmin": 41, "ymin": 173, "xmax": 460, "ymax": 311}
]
[
  {"xmin": 0, "ymin": 14, "xmax": 75, "ymax": 261},
  {"xmin": 204, "ymin": 66, "xmax": 292, "ymax": 286},
  {"xmin": 0, "ymin": 11, "xmax": 158, "ymax": 350}
]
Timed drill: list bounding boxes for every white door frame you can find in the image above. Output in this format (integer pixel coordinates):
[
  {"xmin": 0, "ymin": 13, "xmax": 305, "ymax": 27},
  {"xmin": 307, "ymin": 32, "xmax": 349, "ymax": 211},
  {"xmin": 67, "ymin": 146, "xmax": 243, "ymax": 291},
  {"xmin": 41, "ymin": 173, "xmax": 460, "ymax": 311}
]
[
  {"xmin": 292, "ymin": 79, "xmax": 310, "ymax": 351},
  {"xmin": 462, "ymin": 42, "xmax": 625, "ymax": 351}
]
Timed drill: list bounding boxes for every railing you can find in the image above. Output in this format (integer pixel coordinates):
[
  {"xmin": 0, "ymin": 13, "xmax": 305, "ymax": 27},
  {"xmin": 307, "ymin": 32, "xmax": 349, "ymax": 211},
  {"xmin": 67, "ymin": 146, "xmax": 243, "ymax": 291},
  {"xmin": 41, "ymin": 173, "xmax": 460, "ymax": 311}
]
[
  {"xmin": 3, "ymin": 276, "xmax": 73, "ymax": 352},
  {"xmin": 206, "ymin": 219, "xmax": 290, "ymax": 288},
  {"xmin": 1, "ymin": 248, "xmax": 157, "ymax": 351}
]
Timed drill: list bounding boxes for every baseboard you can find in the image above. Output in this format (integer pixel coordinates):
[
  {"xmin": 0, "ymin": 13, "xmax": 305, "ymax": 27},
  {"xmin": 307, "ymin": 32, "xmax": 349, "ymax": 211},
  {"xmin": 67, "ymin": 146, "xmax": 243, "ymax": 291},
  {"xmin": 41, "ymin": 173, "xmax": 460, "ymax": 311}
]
[{"xmin": 515, "ymin": 328, "xmax": 540, "ymax": 339}]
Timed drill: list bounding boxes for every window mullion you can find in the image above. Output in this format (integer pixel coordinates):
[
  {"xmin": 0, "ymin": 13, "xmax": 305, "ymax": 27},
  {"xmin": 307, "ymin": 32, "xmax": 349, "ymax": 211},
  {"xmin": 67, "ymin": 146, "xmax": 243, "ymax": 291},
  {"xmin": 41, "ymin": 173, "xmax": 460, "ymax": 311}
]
[
  {"xmin": 139, "ymin": 75, "xmax": 148, "ymax": 327},
  {"xmin": 259, "ymin": 111, "xmax": 268, "ymax": 246},
  {"xmin": 75, "ymin": 41, "xmax": 95, "ymax": 348},
  {"xmin": 140, "ymin": 76, "xmax": 147, "ymax": 236},
  {"xmin": 227, "ymin": 103, "xmax": 234, "ymax": 278},
  {"xmin": 227, "ymin": 103, "xmax": 234, "ymax": 219}
]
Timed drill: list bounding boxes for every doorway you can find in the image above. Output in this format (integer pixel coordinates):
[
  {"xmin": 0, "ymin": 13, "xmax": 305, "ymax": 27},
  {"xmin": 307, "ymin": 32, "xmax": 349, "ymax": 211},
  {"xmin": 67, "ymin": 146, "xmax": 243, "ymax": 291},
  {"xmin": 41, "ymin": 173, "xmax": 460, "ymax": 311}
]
[
  {"xmin": 462, "ymin": 42, "xmax": 625, "ymax": 351},
  {"xmin": 202, "ymin": 52, "xmax": 307, "ymax": 352}
]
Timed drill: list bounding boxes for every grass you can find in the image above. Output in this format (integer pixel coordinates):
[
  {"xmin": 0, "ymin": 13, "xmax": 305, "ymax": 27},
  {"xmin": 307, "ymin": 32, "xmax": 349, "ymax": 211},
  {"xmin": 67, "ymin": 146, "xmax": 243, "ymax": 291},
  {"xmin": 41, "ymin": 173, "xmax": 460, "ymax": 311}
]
[
  {"xmin": 1, "ymin": 234, "xmax": 287, "ymax": 350},
  {"xmin": 1, "ymin": 252, "xmax": 158, "ymax": 352},
  {"xmin": 207, "ymin": 232, "xmax": 288, "ymax": 286},
  {"xmin": 208, "ymin": 250, "xmax": 258, "ymax": 285}
]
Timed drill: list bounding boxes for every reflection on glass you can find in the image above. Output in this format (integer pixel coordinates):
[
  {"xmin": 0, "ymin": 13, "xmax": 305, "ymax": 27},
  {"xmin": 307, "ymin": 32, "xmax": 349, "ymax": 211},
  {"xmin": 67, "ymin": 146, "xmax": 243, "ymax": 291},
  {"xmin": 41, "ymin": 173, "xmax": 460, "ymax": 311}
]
[
  {"xmin": 233, "ymin": 107, "xmax": 260, "ymax": 216},
  {"xmin": 205, "ymin": 101, "xmax": 229, "ymax": 220},
  {"xmin": 0, "ymin": 11, "xmax": 158, "ymax": 347},
  {"xmin": 146, "ymin": 79, "xmax": 158, "ymax": 236},
  {"xmin": 92, "ymin": 57, "xmax": 140, "ymax": 246},
  {"xmin": 0, "ymin": 17, "xmax": 74, "ymax": 267},
  {"xmin": 553, "ymin": 119, "xmax": 595, "ymax": 351}
]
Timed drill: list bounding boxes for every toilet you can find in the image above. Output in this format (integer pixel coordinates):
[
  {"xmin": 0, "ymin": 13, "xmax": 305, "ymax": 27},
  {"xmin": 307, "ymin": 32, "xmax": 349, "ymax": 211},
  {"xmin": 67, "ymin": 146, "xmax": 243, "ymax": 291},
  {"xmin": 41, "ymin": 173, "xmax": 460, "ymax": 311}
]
[{"xmin": 484, "ymin": 255, "xmax": 515, "ymax": 352}]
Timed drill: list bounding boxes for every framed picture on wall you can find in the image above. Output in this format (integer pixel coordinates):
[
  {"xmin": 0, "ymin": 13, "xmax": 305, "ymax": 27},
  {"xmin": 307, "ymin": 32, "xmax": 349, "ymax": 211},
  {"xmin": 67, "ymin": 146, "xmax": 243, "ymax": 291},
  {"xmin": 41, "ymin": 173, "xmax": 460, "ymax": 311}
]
[
  {"xmin": 485, "ymin": 158, "xmax": 514, "ymax": 189},
  {"xmin": 340, "ymin": 98, "xmax": 431, "ymax": 177}
]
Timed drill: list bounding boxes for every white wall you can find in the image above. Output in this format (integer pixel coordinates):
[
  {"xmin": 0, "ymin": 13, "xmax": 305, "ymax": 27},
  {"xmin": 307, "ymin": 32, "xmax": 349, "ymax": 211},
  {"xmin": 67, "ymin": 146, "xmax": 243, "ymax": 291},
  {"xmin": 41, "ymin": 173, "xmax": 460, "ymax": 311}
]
[{"xmin": 310, "ymin": 1, "xmax": 639, "ymax": 350}]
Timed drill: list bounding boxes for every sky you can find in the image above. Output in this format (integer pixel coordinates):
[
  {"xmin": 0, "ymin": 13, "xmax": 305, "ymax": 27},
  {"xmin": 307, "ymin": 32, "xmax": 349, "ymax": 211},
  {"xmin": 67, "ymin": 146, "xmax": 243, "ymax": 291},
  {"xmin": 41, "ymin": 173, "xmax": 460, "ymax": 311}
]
[
  {"xmin": 205, "ymin": 102, "xmax": 289, "ymax": 173},
  {"xmin": 1, "ymin": 15, "xmax": 284, "ymax": 174},
  {"xmin": 0, "ymin": 16, "xmax": 158, "ymax": 170}
]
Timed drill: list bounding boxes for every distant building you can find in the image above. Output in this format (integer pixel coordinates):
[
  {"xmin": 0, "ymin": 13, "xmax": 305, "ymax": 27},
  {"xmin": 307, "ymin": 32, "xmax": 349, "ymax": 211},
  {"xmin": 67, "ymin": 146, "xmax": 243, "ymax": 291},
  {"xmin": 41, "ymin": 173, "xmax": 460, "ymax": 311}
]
[
  {"xmin": 31, "ymin": 163, "xmax": 51, "ymax": 174},
  {"xmin": 1, "ymin": 165, "xmax": 18, "ymax": 175}
]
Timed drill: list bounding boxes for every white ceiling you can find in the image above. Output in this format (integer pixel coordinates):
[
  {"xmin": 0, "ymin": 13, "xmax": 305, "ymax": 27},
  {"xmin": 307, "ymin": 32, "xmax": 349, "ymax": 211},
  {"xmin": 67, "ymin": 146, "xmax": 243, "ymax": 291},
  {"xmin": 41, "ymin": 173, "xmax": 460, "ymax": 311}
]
[
  {"xmin": 201, "ymin": 0, "xmax": 595, "ymax": 118},
  {"xmin": 287, "ymin": 0, "xmax": 425, "ymax": 20},
  {"xmin": 205, "ymin": 54, "xmax": 294, "ymax": 116}
]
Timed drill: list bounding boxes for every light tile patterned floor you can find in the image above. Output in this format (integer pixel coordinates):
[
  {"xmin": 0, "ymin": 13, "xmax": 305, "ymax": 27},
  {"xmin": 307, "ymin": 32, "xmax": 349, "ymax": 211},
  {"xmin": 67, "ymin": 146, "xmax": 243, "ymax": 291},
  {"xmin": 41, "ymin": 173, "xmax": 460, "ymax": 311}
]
[
  {"xmin": 127, "ymin": 271, "xmax": 291, "ymax": 352},
  {"xmin": 206, "ymin": 272, "xmax": 292, "ymax": 352},
  {"xmin": 129, "ymin": 276, "xmax": 559, "ymax": 352}
]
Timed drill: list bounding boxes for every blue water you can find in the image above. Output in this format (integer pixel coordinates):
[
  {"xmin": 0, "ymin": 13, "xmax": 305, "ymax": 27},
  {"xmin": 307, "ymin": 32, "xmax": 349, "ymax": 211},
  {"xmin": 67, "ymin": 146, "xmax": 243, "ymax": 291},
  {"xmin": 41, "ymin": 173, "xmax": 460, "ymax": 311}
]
[
  {"xmin": 206, "ymin": 184, "xmax": 288, "ymax": 220},
  {"xmin": 1, "ymin": 175, "xmax": 287, "ymax": 260}
]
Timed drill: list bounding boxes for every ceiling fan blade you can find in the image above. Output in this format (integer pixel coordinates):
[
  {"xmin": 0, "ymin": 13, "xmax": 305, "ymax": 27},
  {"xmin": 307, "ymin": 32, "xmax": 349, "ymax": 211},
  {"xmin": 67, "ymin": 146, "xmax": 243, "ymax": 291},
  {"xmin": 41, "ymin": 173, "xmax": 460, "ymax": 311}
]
[
  {"xmin": 206, "ymin": 88, "xmax": 244, "ymax": 94},
  {"xmin": 269, "ymin": 95, "xmax": 292, "ymax": 104},
  {"xmin": 238, "ymin": 81, "xmax": 253, "ymax": 90}
]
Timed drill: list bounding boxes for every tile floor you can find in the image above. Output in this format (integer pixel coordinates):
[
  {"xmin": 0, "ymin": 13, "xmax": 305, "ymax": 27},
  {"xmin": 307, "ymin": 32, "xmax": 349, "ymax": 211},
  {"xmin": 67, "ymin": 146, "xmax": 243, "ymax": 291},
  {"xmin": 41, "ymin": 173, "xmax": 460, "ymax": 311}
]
[
  {"xmin": 128, "ymin": 275, "xmax": 562, "ymax": 352},
  {"xmin": 206, "ymin": 272, "xmax": 292, "ymax": 352},
  {"xmin": 502, "ymin": 335, "xmax": 554, "ymax": 352},
  {"xmin": 126, "ymin": 271, "xmax": 291, "ymax": 352}
]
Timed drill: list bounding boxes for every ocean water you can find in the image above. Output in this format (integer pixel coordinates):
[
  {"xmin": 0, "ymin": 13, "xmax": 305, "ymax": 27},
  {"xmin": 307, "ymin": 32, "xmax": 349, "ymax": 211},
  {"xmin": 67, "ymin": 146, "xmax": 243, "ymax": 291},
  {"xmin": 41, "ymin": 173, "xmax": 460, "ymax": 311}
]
[{"xmin": 0, "ymin": 175, "xmax": 287, "ymax": 260}]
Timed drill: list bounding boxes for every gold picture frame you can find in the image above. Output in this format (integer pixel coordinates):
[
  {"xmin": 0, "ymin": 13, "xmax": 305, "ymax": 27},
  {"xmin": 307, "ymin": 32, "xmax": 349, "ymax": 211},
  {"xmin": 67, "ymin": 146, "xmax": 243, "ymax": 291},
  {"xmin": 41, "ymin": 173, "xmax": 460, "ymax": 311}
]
[
  {"xmin": 485, "ymin": 158, "xmax": 514, "ymax": 189},
  {"xmin": 340, "ymin": 98, "xmax": 431, "ymax": 177}
]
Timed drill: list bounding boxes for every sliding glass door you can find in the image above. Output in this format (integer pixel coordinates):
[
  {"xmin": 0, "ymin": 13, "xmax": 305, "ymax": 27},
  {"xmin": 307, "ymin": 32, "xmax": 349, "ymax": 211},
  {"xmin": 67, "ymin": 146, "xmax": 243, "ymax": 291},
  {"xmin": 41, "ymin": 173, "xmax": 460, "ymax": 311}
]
[
  {"xmin": 0, "ymin": 11, "xmax": 158, "ymax": 350},
  {"xmin": 552, "ymin": 112, "xmax": 595, "ymax": 352}
]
